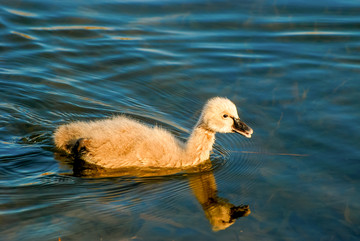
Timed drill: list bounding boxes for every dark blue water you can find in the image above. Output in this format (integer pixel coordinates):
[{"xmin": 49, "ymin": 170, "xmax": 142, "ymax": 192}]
[{"xmin": 1, "ymin": 0, "xmax": 360, "ymax": 240}]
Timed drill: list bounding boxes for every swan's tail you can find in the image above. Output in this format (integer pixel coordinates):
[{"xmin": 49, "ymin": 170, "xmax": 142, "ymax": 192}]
[{"xmin": 53, "ymin": 124, "xmax": 80, "ymax": 153}]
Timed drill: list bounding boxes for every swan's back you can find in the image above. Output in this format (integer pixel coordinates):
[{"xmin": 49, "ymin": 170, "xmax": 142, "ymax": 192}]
[{"xmin": 54, "ymin": 116, "xmax": 185, "ymax": 168}]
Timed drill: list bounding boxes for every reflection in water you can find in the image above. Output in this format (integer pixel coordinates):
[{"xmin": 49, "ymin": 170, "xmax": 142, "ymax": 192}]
[
  {"xmin": 188, "ymin": 164, "xmax": 251, "ymax": 231},
  {"xmin": 55, "ymin": 154, "xmax": 250, "ymax": 231}
]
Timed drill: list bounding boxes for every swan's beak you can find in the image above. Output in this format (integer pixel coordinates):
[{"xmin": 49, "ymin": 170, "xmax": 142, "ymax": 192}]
[
  {"xmin": 230, "ymin": 204, "xmax": 251, "ymax": 220},
  {"xmin": 232, "ymin": 118, "xmax": 253, "ymax": 138}
]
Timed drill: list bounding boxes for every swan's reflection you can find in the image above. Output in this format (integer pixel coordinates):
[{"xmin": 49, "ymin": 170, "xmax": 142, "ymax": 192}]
[
  {"xmin": 188, "ymin": 163, "xmax": 250, "ymax": 231},
  {"xmin": 55, "ymin": 155, "xmax": 250, "ymax": 231}
]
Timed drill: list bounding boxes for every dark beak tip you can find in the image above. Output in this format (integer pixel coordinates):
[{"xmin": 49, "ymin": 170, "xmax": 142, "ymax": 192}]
[
  {"xmin": 230, "ymin": 205, "xmax": 251, "ymax": 219},
  {"xmin": 232, "ymin": 118, "xmax": 253, "ymax": 138},
  {"xmin": 232, "ymin": 128, "xmax": 253, "ymax": 138}
]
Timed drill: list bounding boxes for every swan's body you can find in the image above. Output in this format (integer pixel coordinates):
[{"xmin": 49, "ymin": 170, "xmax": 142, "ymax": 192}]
[{"xmin": 54, "ymin": 97, "xmax": 253, "ymax": 169}]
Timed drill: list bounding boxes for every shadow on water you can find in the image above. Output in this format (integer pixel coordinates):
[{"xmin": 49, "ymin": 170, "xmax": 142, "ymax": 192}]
[{"xmin": 54, "ymin": 153, "xmax": 251, "ymax": 232}]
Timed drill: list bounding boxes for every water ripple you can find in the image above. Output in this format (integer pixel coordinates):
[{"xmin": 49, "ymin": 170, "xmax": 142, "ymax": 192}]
[{"xmin": 5, "ymin": 8, "xmax": 37, "ymax": 17}]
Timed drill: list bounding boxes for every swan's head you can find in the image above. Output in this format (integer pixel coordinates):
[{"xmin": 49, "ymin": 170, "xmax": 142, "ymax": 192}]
[{"xmin": 199, "ymin": 97, "xmax": 253, "ymax": 138}]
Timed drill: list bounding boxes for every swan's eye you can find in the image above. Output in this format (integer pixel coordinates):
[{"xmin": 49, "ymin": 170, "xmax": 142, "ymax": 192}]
[{"xmin": 223, "ymin": 114, "xmax": 228, "ymax": 118}]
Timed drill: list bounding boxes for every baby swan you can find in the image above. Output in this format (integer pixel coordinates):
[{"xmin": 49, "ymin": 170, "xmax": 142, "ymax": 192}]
[{"xmin": 54, "ymin": 97, "xmax": 253, "ymax": 169}]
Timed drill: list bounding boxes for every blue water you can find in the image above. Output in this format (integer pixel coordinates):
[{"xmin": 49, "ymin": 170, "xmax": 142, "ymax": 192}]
[{"xmin": 1, "ymin": 0, "xmax": 360, "ymax": 240}]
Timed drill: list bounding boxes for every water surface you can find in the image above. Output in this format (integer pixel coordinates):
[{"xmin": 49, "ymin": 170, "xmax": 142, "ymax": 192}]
[{"xmin": 1, "ymin": 0, "xmax": 360, "ymax": 240}]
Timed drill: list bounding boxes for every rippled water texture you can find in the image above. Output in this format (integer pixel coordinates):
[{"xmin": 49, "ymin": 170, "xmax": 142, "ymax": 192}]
[{"xmin": 1, "ymin": 0, "xmax": 360, "ymax": 240}]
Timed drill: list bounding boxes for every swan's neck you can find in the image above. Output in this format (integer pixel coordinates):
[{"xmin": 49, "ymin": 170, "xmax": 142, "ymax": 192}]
[{"xmin": 185, "ymin": 124, "xmax": 216, "ymax": 167}]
